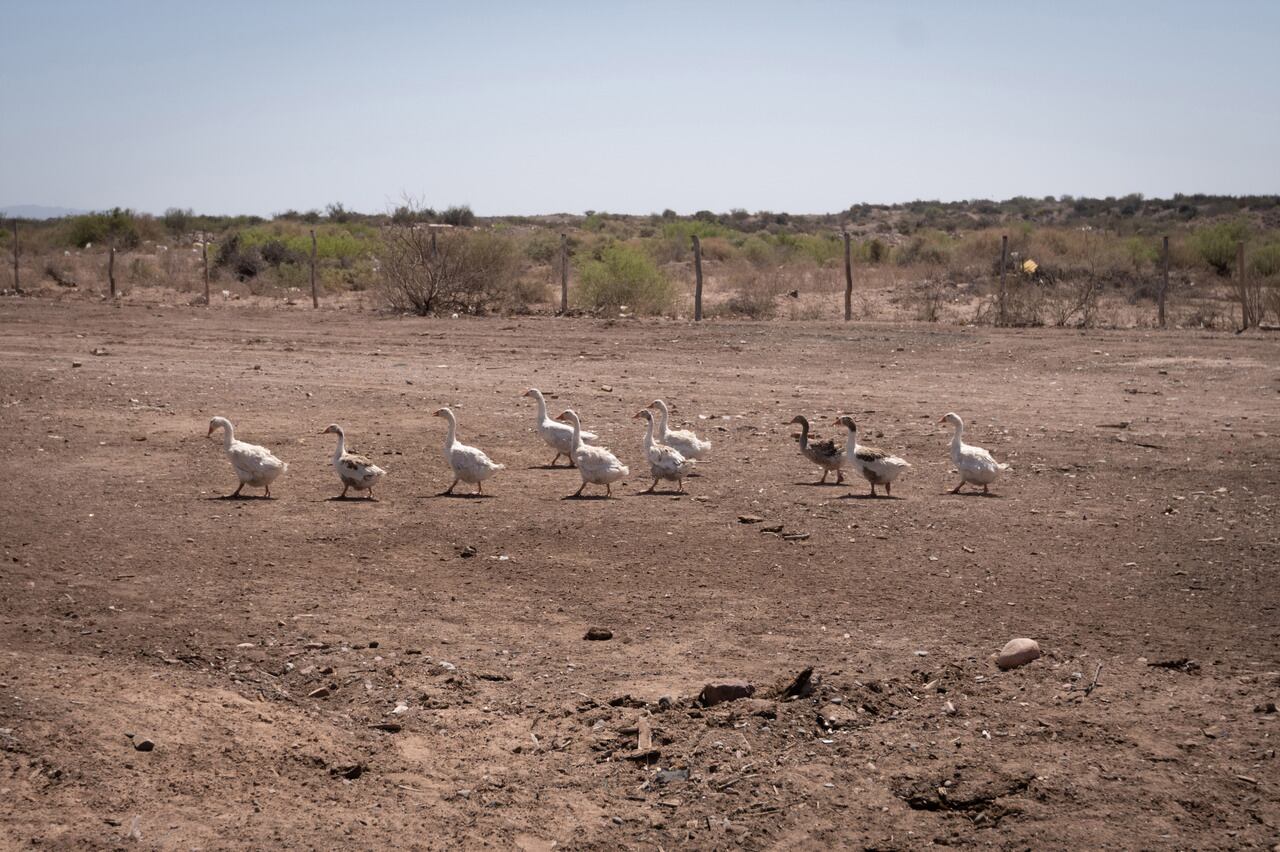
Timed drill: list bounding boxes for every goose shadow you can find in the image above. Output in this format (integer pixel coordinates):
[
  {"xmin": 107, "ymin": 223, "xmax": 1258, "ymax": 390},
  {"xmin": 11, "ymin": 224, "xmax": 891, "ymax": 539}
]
[
  {"xmin": 836, "ymin": 492, "xmax": 904, "ymax": 501},
  {"xmin": 795, "ymin": 480, "xmax": 847, "ymax": 487},
  {"xmin": 561, "ymin": 493, "xmax": 613, "ymax": 501},
  {"xmin": 325, "ymin": 495, "xmax": 378, "ymax": 502},
  {"xmin": 530, "ymin": 464, "xmax": 575, "ymax": 470},
  {"xmin": 206, "ymin": 494, "xmax": 273, "ymax": 501},
  {"xmin": 435, "ymin": 491, "xmax": 496, "ymax": 500},
  {"xmin": 949, "ymin": 491, "xmax": 1005, "ymax": 498},
  {"xmin": 634, "ymin": 489, "xmax": 685, "ymax": 497}
]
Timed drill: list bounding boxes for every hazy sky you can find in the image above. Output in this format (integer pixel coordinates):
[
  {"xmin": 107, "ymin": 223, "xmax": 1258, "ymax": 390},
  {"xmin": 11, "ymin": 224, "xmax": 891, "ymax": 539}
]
[{"xmin": 2, "ymin": 1, "xmax": 1277, "ymax": 216}]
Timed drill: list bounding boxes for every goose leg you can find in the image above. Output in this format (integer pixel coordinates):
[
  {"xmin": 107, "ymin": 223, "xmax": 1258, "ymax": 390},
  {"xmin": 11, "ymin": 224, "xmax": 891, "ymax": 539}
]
[
  {"xmin": 445, "ymin": 478, "xmax": 458, "ymax": 495},
  {"xmin": 677, "ymin": 478, "xmax": 685, "ymax": 493},
  {"xmin": 606, "ymin": 483, "xmax": 613, "ymax": 497},
  {"xmin": 476, "ymin": 481, "xmax": 483, "ymax": 495},
  {"xmin": 836, "ymin": 470, "xmax": 845, "ymax": 484},
  {"xmin": 551, "ymin": 452, "xmax": 562, "ymax": 466},
  {"xmin": 983, "ymin": 484, "xmax": 990, "ymax": 495},
  {"xmin": 885, "ymin": 482, "xmax": 892, "ymax": 497},
  {"xmin": 264, "ymin": 484, "xmax": 272, "ymax": 499},
  {"xmin": 869, "ymin": 482, "xmax": 877, "ymax": 497},
  {"xmin": 572, "ymin": 481, "xmax": 586, "ymax": 498},
  {"xmin": 231, "ymin": 482, "xmax": 244, "ymax": 498},
  {"xmin": 645, "ymin": 478, "xmax": 657, "ymax": 494},
  {"xmin": 367, "ymin": 486, "xmax": 375, "ymax": 500},
  {"xmin": 951, "ymin": 481, "xmax": 965, "ymax": 494},
  {"xmin": 340, "ymin": 483, "xmax": 349, "ymax": 499},
  {"xmin": 818, "ymin": 469, "xmax": 828, "ymax": 484}
]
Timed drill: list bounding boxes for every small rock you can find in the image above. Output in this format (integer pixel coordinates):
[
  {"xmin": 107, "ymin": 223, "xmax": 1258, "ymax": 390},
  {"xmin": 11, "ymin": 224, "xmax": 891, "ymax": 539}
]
[
  {"xmin": 1254, "ymin": 702, "xmax": 1276, "ymax": 714},
  {"xmin": 584, "ymin": 627, "xmax": 613, "ymax": 641},
  {"xmin": 370, "ymin": 722, "xmax": 402, "ymax": 733},
  {"xmin": 817, "ymin": 703, "xmax": 858, "ymax": 729},
  {"xmin": 133, "ymin": 738, "xmax": 155, "ymax": 752},
  {"xmin": 698, "ymin": 680, "xmax": 755, "ymax": 707},
  {"xmin": 459, "ymin": 546, "xmax": 477, "ymax": 559},
  {"xmin": 943, "ymin": 700, "xmax": 957, "ymax": 715},
  {"xmin": 71, "ymin": 361, "xmax": 83, "ymax": 368},
  {"xmin": 1203, "ymin": 725, "xmax": 1225, "ymax": 739},
  {"xmin": 996, "ymin": 638, "xmax": 1042, "ymax": 670},
  {"xmin": 601, "ymin": 385, "xmax": 613, "ymax": 392},
  {"xmin": 90, "ymin": 347, "xmax": 109, "ymax": 356},
  {"xmin": 308, "ymin": 686, "xmax": 332, "ymax": 699},
  {"xmin": 729, "ymin": 698, "xmax": 778, "ymax": 720},
  {"xmin": 737, "ymin": 515, "xmax": 764, "ymax": 524}
]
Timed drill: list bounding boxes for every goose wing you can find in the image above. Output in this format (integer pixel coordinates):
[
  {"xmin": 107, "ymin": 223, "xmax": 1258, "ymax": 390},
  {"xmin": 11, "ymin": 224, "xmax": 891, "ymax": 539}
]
[{"xmin": 228, "ymin": 440, "xmax": 285, "ymax": 480}]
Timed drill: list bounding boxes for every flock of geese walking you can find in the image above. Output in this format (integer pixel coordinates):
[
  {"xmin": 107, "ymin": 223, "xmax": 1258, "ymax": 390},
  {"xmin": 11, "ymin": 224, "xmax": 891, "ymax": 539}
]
[{"xmin": 205, "ymin": 390, "xmax": 1008, "ymax": 501}]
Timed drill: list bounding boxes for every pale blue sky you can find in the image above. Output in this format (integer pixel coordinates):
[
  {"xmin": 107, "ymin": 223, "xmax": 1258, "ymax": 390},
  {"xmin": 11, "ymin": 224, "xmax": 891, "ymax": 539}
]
[{"xmin": 2, "ymin": 1, "xmax": 1277, "ymax": 216}]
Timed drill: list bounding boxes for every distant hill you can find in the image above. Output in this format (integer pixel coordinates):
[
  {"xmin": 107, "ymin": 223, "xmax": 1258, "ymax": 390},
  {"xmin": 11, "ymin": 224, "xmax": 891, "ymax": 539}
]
[{"xmin": 1, "ymin": 205, "xmax": 88, "ymax": 220}]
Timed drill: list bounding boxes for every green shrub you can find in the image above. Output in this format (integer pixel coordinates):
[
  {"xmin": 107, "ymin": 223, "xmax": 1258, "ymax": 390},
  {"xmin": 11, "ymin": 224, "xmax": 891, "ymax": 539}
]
[
  {"xmin": 66, "ymin": 208, "xmax": 142, "ymax": 249},
  {"xmin": 441, "ymin": 205, "xmax": 475, "ymax": 227},
  {"xmin": 1193, "ymin": 220, "xmax": 1249, "ymax": 276},
  {"xmin": 575, "ymin": 243, "xmax": 674, "ymax": 314},
  {"xmin": 1250, "ymin": 243, "xmax": 1280, "ymax": 278}
]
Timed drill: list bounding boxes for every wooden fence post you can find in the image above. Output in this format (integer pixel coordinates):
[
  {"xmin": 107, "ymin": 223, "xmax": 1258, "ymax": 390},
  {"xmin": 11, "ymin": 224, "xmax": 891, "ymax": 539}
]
[
  {"xmin": 692, "ymin": 235, "xmax": 704, "ymax": 322},
  {"xmin": 1237, "ymin": 239, "xmax": 1251, "ymax": 330},
  {"xmin": 11, "ymin": 220, "xmax": 18, "ymax": 293},
  {"xmin": 559, "ymin": 233, "xmax": 568, "ymax": 314},
  {"xmin": 310, "ymin": 229, "xmax": 319, "ymax": 309},
  {"xmin": 202, "ymin": 232, "xmax": 210, "ymax": 305},
  {"xmin": 997, "ymin": 234, "xmax": 1009, "ymax": 325},
  {"xmin": 109, "ymin": 246, "xmax": 116, "ymax": 299},
  {"xmin": 843, "ymin": 231, "xmax": 853, "ymax": 321},
  {"xmin": 1158, "ymin": 235, "xmax": 1169, "ymax": 328}
]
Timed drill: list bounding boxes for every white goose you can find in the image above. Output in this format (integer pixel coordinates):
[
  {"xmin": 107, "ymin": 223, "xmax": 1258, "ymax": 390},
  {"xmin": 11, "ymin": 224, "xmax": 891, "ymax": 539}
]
[
  {"xmin": 941, "ymin": 412, "xmax": 1009, "ymax": 494},
  {"xmin": 321, "ymin": 424, "xmax": 386, "ymax": 499},
  {"xmin": 555, "ymin": 409, "xmax": 629, "ymax": 497},
  {"xmin": 789, "ymin": 414, "xmax": 846, "ymax": 484},
  {"xmin": 206, "ymin": 416, "xmax": 287, "ymax": 498},
  {"xmin": 634, "ymin": 409, "xmax": 695, "ymax": 493},
  {"xmin": 835, "ymin": 416, "xmax": 911, "ymax": 497},
  {"xmin": 647, "ymin": 399, "xmax": 711, "ymax": 459},
  {"xmin": 434, "ymin": 407, "xmax": 504, "ymax": 495},
  {"xmin": 521, "ymin": 388, "xmax": 597, "ymax": 466}
]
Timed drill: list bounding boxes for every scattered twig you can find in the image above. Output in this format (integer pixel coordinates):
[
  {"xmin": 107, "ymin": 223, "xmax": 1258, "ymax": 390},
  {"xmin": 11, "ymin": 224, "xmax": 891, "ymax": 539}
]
[{"xmin": 1084, "ymin": 663, "xmax": 1103, "ymax": 696}]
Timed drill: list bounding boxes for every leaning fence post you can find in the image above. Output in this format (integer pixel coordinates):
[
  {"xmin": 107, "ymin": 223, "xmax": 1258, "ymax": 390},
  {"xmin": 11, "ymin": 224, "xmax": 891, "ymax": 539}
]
[
  {"xmin": 1158, "ymin": 235, "xmax": 1169, "ymax": 328},
  {"xmin": 997, "ymin": 234, "xmax": 1009, "ymax": 325},
  {"xmin": 1237, "ymin": 239, "xmax": 1250, "ymax": 330},
  {"xmin": 843, "ymin": 231, "xmax": 853, "ymax": 321},
  {"xmin": 11, "ymin": 220, "xmax": 18, "ymax": 293},
  {"xmin": 559, "ymin": 233, "xmax": 568, "ymax": 314},
  {"xmin": 692, "ymin": 235, "xmax": 704, "ymax": 322},
  {"xmin": 201, "ymin": 232, "xmax": 210, "ymax": 305},
  {"xmin": 109, "ymin": 245, "xmax": 116, "ymax": 299},
  {"xmin": 310, "ymin": 229, "xmax": 319, "ymax": 309}
]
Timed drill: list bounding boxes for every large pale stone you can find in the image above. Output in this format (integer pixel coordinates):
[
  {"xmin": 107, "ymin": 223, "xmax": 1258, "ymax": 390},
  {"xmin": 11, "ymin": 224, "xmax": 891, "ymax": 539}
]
[{"xmin": 996, "ymin": 638, "xmax": 1042, "ymax": 670}]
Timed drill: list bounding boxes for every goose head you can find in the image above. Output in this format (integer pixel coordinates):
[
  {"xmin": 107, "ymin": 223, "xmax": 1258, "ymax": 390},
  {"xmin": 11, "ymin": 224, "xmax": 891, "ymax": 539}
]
[
  {"xmin": 633, "ymin": 409, "xmax": 654, "ymax": 422},
  {"xmin": 554, "ymin": 409, "xmax": 580, "ymax": 427},
  {"xmin": 321, "ymin": 423, "xmax": 344, "ymax": 436},
  {"xmin": 521, "ymin": 388, "xmax": 542, "ymax": 400},
  {"xmin": 834, "ymin": 415, "xmax": 857, "ymax": 433},
  {"xmin": 788, "ymin": 415, "xmax": 809, "ymax": 427},
  {"xmin": 940, "ymin": 412, "xmax": 962, "ymax": 428},
  {"xmin": 646, "ymin": 399, "xmax": 669, "ymax": 414},
  {"xmin": 207, "ymin": 416, "xmax": 231, "ymax": 437},
  {"xmin": 432, "ymin": 407, "xmax": 454, "ymax": 421}
]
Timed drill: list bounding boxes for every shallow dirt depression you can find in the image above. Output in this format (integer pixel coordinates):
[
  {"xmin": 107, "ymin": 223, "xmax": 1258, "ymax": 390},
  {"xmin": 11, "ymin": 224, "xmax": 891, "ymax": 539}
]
[{"xmin": 1, "ymin": 299, "xmax": 1277, "ymax": 848}]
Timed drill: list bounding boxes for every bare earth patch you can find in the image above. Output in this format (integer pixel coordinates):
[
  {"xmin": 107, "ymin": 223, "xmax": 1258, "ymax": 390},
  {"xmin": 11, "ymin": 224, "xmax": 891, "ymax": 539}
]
[{"xmin": 1, "ymin": 299, "xmax": 1277, "ymax": 848}]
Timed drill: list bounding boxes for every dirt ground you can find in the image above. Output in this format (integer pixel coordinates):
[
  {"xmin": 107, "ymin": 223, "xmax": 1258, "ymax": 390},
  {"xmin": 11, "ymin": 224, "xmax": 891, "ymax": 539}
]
[{"xmin": 2, "ymin": 297, "xmax": 1278, "ymax": 850}]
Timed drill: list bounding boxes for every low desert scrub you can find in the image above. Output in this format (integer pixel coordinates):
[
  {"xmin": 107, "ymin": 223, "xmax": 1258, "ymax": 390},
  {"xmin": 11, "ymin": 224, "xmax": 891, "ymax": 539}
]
[
  {"xmin": 575, "ymin": 243, "xmax": 674, "ymax": 314},
  {"xmin": 379, "ymin": 228, "xmax": 521, "ymax": 315}
]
